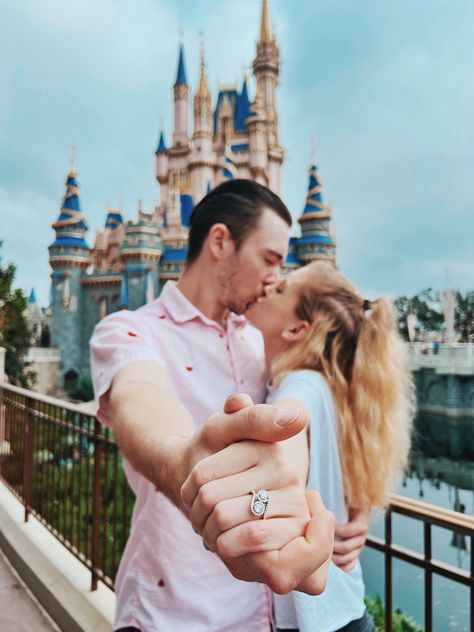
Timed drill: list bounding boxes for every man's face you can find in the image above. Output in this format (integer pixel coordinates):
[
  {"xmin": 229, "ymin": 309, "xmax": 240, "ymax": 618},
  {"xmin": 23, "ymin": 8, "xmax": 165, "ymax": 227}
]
[{"xmin": 217, "ymin": 208, "xmax": 289, "ymax": 315}]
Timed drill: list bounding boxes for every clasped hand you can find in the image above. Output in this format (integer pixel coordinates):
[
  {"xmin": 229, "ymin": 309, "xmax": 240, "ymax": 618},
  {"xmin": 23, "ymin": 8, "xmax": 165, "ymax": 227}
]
[{"xmin": 179, "ymin": 394, "xmax": 335, "ymax": 595}]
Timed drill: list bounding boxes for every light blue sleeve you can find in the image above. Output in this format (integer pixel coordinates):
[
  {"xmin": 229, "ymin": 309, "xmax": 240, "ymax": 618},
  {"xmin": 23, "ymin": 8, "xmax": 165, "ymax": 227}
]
[{"xmin": 274, "ymin": 371, "xmax": 336, "ymax": 494}]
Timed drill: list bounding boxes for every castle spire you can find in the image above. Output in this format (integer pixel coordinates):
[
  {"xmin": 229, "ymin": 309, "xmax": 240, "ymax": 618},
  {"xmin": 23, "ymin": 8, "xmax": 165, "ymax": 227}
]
[
  {"xmin": 196, "ymin": 40, "xmax": 209, "ymax": 98},
  {"xmin": 296, "ymin": 161, "xmax": 336, "ymax": 266},
  {"xmin": 175, "ymin": 43, "xmax": 188, "ymax": 87},
  {"xmin": 259, "ymin": 0, "xmax": 272, "ymax": 44}
]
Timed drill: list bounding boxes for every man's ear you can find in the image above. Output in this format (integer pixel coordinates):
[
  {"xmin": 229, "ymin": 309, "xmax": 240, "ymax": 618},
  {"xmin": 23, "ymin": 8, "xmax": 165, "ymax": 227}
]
[
  {"xmin": 281, "ymin": 320, "xmax": 310, "ymax": 343},
  {"xmin": 206, "ymin": 223, "xmax": 233, "ymax": 260}
]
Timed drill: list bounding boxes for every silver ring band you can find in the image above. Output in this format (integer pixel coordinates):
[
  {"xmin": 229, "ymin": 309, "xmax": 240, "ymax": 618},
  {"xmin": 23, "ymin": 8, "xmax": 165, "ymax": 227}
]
[{"xmin": 250, "ymin": 489, "xmax": 270, "ymax": 519}]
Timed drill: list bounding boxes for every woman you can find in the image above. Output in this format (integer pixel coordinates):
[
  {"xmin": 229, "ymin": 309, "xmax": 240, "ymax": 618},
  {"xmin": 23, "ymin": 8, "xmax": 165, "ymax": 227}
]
[
  {"xmin": 246, "ymin": 261, "xmax": 414, "ymax": 632},
  {"xmin": 184, "ymin": 261, "xmax": 414, "ymax": 631}
]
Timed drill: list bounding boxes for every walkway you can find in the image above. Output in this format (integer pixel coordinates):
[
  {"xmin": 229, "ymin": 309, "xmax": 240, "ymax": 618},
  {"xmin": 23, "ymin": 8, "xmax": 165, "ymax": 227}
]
[{"xmin": 0, "ymin": 548, "xmax": 59, "ymax": 631}]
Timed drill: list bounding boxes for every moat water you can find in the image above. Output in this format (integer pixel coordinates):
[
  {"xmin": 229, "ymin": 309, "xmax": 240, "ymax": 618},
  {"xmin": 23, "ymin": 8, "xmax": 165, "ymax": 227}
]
[{"xmin": 361, "ymin": 412, "xmax": 474, "ymax": 631}]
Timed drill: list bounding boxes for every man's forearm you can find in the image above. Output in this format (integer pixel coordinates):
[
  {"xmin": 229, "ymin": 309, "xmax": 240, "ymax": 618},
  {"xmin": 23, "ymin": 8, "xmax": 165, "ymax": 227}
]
[{"xmin": 109, "ymin": 361, "xmax": 195, "ymax": 508}]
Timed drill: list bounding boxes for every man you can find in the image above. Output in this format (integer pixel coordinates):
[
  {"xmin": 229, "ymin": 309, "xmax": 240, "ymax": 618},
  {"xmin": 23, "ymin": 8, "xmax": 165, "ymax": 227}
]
[{"xmin": 91, "ymin": 180, "xmax": 366, "ymax": 631}]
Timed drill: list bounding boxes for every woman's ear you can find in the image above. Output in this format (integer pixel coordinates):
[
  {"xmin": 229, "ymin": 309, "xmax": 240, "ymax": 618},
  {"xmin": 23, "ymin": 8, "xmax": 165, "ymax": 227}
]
[{"xmin": 281, "ymin": 320, "xmax": 310, "ymax": 343}]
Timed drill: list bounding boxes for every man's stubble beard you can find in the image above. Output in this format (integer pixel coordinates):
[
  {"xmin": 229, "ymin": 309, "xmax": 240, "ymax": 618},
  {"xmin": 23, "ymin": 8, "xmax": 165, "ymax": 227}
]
[{"xmin": 217, "ymin": 252, "xmax": 247, "ymax": 315}]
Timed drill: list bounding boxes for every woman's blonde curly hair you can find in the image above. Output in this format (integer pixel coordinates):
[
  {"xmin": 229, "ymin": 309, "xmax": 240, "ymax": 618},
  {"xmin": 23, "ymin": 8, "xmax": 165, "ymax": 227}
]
[{"xmin": 272, "ymin": 262, "xmax": 415, "ymax": 510}]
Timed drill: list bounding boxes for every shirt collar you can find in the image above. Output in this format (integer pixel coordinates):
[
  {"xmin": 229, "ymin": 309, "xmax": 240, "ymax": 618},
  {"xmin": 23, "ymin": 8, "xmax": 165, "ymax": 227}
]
[{"xmin": 160, "ymin": 281, "xmax": 248, "ymax": 331}]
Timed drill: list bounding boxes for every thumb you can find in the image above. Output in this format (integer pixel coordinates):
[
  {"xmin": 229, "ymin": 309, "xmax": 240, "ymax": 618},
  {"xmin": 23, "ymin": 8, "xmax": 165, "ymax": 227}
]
[
  {"xmin": 202, "ymin": 403, "xmax": 308, "ymax": 451},
  {"xmin": 223, "ymin": 393, "xmax": 253, "ymax": 414}
]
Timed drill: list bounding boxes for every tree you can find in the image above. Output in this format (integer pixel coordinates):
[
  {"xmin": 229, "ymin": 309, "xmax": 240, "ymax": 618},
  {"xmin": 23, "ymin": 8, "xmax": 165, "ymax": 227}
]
[
  {"xmin": 393, "ymin": 288, "xmax": 444, "ymax": 340},
  {"xmin": 394, "ymin": 288, "xmax": 474, "ymax": 342},
  {"xmin": 455, "ymin": 291, "xmax": 474, "ymax": 342},
  {"xmin": 0, "ymin": 242, "xmax": 35, "ymax": 387}
]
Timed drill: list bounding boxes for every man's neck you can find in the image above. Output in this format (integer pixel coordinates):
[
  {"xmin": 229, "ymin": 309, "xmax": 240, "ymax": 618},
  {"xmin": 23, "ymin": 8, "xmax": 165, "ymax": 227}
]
[{"xmin": 177, "ymin": 265, "xmax": 229, "ymax": 328}]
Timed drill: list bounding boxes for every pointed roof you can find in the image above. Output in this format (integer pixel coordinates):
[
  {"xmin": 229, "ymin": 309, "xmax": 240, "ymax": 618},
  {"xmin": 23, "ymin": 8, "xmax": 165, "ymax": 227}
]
[
  {"xmin": 300, "ymin": 164, "xmax": 329, "ymax": 217},
  {"xmin": 234, "ymin": 79, "xmax": 251, "ymax": 131},
  {"xmin": 196, "ymin": 45, "xmax": 210, "ymax": 98},
  {"xmin": 49, "ymin": 167, "xmax": 90, "ymax": 252},
  {"xmin": 52, "ymin": 171, "xmax": 88, "ymax": 232},
  {"xmin": 28, "ymin": 288, "xmax": 37, "ymax": 304},
  {"xmin": 259, "ymin": 0, "xmax": 272, "ymax": 43},
  {"xmin": 175, "ymin": 44, "xmax": 188, "ymax": 86},
  {"xmin": 156, "ymin": 131, "xmax": 168, "ymax": 154}
]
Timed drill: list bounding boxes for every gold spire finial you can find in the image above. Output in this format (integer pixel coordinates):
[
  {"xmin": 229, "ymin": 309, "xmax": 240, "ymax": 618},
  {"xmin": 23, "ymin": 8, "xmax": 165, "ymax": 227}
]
[
  {"xmin": 260, "ymin": 0, "xmax": 272, "ymax": 43},
  {"xmin": 196, "ymin": 33, "xmax": 209, "ymax": 98}
]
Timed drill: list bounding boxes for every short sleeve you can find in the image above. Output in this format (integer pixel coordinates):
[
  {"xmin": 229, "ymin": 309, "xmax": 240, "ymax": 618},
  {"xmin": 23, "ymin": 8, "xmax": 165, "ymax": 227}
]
[
  {"xmin": 273, "ymin": 371, "xmax": 339, "ymax": 494},
  {"xmin": 90, "ymin": 309, "xmax": 167, "ymax": 427}
]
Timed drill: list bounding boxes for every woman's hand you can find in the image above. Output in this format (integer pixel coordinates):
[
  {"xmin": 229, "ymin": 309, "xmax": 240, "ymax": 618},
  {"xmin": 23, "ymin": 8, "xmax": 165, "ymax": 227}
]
[{"xmin": 181, "ymin": 394, "xmax": 310, "ymax": 554}]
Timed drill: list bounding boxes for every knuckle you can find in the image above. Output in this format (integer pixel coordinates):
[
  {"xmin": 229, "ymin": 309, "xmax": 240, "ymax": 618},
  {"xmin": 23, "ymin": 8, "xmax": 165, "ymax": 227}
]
[
  {"xmin": 244, "ymin": 522, "xmax": 269, "ymax": 546},
  {"xmin": 213, "ymin": 502, "xmax": 230, "ymax": 532},
  {"xmin": 192, "ymin": 462, "xmax": 209, "ymax": 488},
  {"xmin": 216, "ymin": 534, "xmax": 231, "ymax": 559},
  {"xmin": 269, "ymin": 570, "xmax": 295, "ymax": 595},
  {"xmin": 197, "ymin": 482, "xmax": 217, "ymax": 512}
]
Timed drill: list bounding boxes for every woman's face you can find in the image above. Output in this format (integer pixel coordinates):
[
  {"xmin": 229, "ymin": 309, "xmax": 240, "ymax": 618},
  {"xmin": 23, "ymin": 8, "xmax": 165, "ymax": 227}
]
[{"xmin": 246, "ymin": 266, "xmax": 310, "ymax": 344}]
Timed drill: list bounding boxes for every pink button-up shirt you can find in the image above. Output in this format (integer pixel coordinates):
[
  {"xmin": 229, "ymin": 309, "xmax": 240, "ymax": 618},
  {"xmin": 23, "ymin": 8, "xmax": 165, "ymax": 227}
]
[{"xmin": 91, "ymin": 282, "xmax": 272, "ymax": 632}]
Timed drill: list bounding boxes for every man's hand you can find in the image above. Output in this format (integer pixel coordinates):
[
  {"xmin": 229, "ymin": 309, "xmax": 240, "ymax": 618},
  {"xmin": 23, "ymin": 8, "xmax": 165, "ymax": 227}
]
[
  {"xmin": 181, "ymin": 394, "xmax": 335, "ymax": 595},
  {"xmin": 332, "ymin": 507, "xmax": 370, "ymax": 572}
]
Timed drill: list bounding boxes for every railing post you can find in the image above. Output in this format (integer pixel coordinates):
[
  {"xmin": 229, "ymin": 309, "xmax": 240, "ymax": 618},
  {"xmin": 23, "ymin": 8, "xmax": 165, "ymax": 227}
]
[
  {"xmin": 91, "ymin": 418, "xmax": 103, "ymax": 591},
  {"xmin": 470, "ymin": 534, "xmax": 473, "ymax": 632},
  {"xmin": 424, "ymin": 522, "xmax": 432, "ymax": 632},
  {"xmin": 23, "ymin": 396, "xmax": 34, "ymax": 522},
  {"xmin": 385, "ymin": 509, "xmax": 393, "ymax": 632}
]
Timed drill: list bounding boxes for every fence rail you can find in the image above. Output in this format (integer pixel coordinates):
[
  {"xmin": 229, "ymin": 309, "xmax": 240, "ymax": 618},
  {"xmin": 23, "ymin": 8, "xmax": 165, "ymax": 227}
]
[
  {"xmin": 0, "ymin": 382, "xmax": 473, "ymax": 631},
  {"xmin": 0, "ymin": 382, "xmax": 133, "ymax": 591}
]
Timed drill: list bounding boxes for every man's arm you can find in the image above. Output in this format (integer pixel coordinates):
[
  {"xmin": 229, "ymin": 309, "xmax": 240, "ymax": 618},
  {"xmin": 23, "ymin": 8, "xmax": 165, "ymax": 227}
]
[
  {"xmin": 108, "ymin": 363, "xmax": 334, "ymax": 594},
  {"xmin": 110, "ymin": 360, "xmax": 195, "ymax": 510}
]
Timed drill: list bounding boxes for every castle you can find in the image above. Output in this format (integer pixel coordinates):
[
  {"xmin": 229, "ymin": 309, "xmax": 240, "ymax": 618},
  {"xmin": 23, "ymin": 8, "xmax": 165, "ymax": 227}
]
[{"xmin": 43, "ymin": 0, "xmax": 336, "ymax": 391}]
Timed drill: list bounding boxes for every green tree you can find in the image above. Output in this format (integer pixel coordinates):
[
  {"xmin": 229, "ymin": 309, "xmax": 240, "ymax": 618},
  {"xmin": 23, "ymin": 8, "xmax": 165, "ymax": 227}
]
[
  {"xmin": 455, "ymin": 290, "xmax": 474, "ymax": 342},
  {"xmin": 71, "ymin": 372, "xmax": 94, "ymax": 402},
  {"xmin": 0, "ymin": 242, "xmax": 36, "ymax": 387},
  {"xmin": 394, "ymin": 288, "xmax": 444, "ymax": 340}
]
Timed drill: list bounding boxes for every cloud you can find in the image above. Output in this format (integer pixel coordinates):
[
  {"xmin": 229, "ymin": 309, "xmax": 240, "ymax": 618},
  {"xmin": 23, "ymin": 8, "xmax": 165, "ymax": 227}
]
[{"xmin": 0, "ymin": 0, "xmax": 472, "ymax": 306}]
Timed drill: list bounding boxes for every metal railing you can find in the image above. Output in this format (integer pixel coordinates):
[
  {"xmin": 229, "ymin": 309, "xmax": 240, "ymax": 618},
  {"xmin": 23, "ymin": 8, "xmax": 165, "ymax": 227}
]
[
  {"xmin": 366, "ymin": 494, "xmax": 474, "ymax": 631},
  {"xmin": 0, "ymin": 382, "xmax": 473, "ymax": 630},
  {"xmin": 0, "ymin": 382, "xmax": 133, "ymax": 591}
]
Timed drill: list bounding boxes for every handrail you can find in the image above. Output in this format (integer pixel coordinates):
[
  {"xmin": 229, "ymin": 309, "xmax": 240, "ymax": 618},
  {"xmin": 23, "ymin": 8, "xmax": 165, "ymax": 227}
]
[{"xmin": 366, "ymin": 493, "xmax": 474, "ymax": 631}]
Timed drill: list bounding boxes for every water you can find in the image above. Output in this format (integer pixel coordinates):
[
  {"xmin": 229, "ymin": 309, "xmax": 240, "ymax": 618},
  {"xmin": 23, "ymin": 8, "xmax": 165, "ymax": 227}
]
[{"xmin": 361, "ymin": 413, "xmax": 473, "ymax": 631}]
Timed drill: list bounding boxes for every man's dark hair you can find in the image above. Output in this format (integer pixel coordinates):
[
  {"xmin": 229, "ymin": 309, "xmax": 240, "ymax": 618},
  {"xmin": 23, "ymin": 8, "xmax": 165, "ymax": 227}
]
[{"xmin": 186, "ymin": 179, "xmax": 292, "ymax": 265}]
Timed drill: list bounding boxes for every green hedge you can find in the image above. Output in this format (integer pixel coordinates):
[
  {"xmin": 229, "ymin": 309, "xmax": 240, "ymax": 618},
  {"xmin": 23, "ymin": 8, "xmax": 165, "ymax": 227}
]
[{"xmin": 365, "ymin": 594, "xmax": 424, "ymax": 632}]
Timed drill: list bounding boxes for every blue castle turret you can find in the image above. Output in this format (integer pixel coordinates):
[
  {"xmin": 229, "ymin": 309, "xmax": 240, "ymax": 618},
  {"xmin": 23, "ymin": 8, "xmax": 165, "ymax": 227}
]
[
  {"xmin": 296, "ymin": 163, "xmax": 336, "ymax": 266},
  {"xmin": 48, "ymin": 167, "xmax": 92, "ymax": 390}
]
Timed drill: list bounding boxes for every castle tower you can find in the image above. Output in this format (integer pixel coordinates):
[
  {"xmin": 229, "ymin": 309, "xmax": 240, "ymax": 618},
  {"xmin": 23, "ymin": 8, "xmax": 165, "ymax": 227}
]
[
  {"xmin": 190, "ymin": 44, "xmax": 214, "ymax": 202},
  {"xmin": 155, "ymin": 130, "xmax": 170, "ymax": 211},
  {"xmin": 247, "ymin": 90, "xmax": 268, "ymax": 185},
  {"xmin": 252, "ymin": 0, "xmax": 283, "ymax": 193},
  {"xmin": 48, "ymin": 166, "xmax": 92, "ymax": 386},
  {"xmin": 172, "ymin": 44, "xmax": 189, "ymax": 148},
  {"xmin": 296, "ymin": 163, "xmax": 336, "ymax": 266},
  {"xmin": 121, "ymin": 210, "xmax": 163, "ymax": 310}
]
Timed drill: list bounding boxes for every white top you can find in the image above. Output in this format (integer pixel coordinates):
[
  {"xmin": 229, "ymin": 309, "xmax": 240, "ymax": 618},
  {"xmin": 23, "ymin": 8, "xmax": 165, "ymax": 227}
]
[{"xmin": 267, "ymin": 370, "xmax": 366, "ymax": 632}]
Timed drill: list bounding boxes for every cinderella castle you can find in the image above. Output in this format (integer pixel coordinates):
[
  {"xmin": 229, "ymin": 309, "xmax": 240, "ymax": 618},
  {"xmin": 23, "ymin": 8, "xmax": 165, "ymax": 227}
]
[{"xmin": 39, "ymin": 0, "xmax": 336, "ymax": 392}]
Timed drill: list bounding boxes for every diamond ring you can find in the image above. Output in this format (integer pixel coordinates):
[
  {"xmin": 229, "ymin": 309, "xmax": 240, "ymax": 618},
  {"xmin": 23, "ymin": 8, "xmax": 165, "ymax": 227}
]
[{"xmin": 250, "ymin": 490, "xmax": 270, "ymax": 519}]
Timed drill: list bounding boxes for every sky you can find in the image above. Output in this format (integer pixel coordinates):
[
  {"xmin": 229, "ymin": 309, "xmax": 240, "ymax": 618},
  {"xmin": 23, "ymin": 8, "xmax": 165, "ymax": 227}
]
[{"xmin": 1, "ymin": 0, "xmax": 473, "ymax": 306}]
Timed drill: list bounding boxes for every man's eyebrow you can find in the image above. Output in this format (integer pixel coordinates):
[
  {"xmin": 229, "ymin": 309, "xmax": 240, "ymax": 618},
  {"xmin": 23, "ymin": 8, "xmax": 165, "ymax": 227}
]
[{"xmin": 266, "ymin": 249, "xmax": 285, "ymax": 262}]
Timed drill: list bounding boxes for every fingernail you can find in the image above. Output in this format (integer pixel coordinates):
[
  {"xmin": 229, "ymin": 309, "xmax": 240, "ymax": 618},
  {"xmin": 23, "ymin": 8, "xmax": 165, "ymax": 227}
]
[
  {"xmin": 203, "ymin": 540, "xmax": 210, "ymax": 551},
  {"xmin": 276, "ymin": 407, "xmax": 300, "ymax": 426}
]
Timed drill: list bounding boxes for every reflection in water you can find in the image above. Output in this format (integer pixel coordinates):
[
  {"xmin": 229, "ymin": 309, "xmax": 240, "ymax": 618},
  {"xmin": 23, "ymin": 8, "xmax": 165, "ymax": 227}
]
[{"xmin": 362, "ymin": 411, "xmax": 473, "ymax": 631}]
